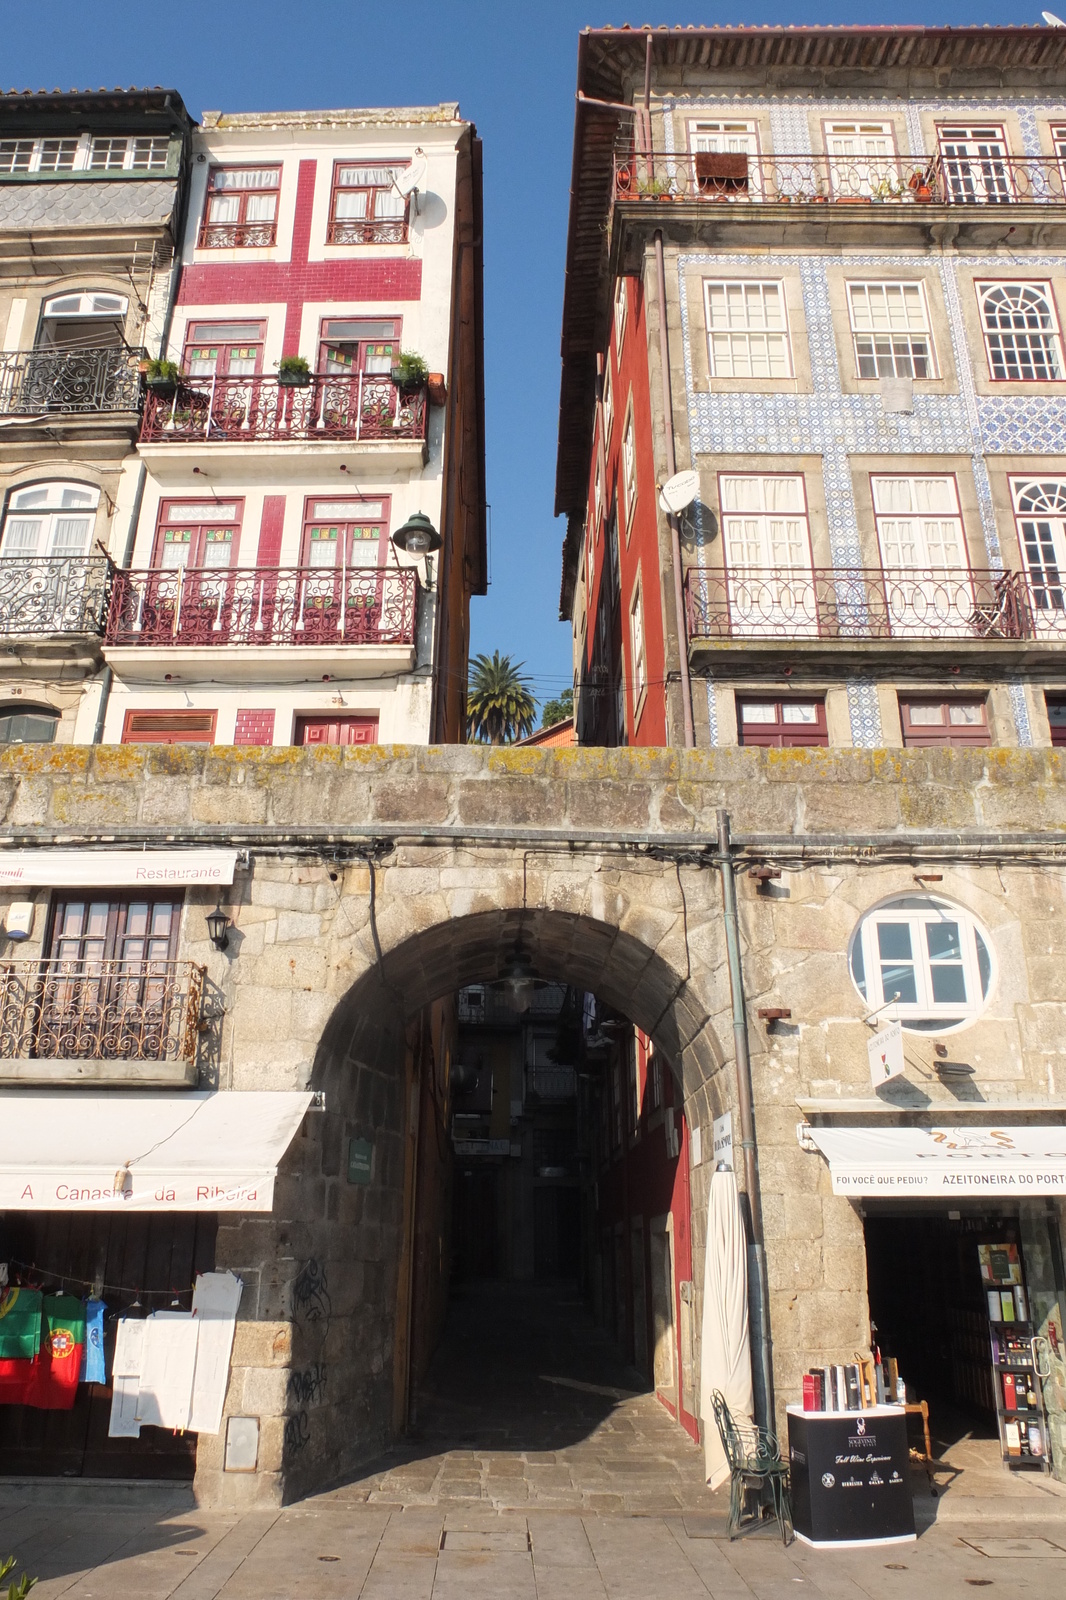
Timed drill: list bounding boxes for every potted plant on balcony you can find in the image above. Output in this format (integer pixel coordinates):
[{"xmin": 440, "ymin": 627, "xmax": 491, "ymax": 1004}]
[
  {"xmin": 390, "ymin": 351, "xmax": 429, "ymax": 393},
  {"xmin": 145, "ymin": 359, "xmax": 182, "ymax": 396},
  {"xmin": 276, "ymin": 355, "xmax": 311, "ymax": 388}
]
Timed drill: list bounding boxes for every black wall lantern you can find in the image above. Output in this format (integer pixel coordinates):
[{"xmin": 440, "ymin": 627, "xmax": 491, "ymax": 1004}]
[
  {"xmin": 206, "ymin": 902, "xmax": 232, "ymax": 952},
  {"xmin": 390, "ymin": 510, "xmax": 441, "ymax": 557}
]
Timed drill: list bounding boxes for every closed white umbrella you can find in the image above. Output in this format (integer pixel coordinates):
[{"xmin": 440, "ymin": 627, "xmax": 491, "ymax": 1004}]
[{"xmin": 700, "ymin": 1163, "xmax": 755, "ymax": 1488}]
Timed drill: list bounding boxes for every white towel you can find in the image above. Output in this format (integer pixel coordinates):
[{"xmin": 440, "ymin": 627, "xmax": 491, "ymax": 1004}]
[{"xmin": 189, "ymin": 1271, "xmax": 243, "ymax": 1435}]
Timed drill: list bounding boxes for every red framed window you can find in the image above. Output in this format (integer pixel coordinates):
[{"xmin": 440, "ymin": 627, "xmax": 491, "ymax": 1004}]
[
  {"xmin": 295, "ymin": 715, "xmax": 379, "ymax": 747},
  {"xmin": 122, "ymin": 710, "xmax": 216, "ymax": 745},
  {"xmin": 327, "ymin": 162, "xmax": 408, "ymax": 245},
  {"xmin": 199, "ymin": 166, "xmax": 280, "ymax": 249},
  {"xmin": 318, "ymin": 318, "xmax": 400, "ymax": 377},
  {"xmin": 301, "ymin": 497, "xmax": 389, "ymax": 569},
  {"xmin": 152, "ymin": 500, "xmax": 243, "ymax": 571},
  {"xmin": 899, "ymin": 697, "xmax": 990, "ymax": 747},
  {"xmin": 182, "ymin": 321, "xmax": 265, "ymax": 378},
  {"xmin": 1046, "ymin": 694, "xmax": 1066, "ymax": 747},
  {"xmin": 737, "ymin": 698, "xmax": 828, "ymax": 747},
  {"xmin": 47, "ymin": 894, "xmax": 181, "ymax": 963}
]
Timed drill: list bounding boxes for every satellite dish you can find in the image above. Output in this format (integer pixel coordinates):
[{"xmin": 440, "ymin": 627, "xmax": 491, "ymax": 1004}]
[
  {"xmin": 1043, "ymin": 10, "xmax": 1066, "ymax": 24},
  {"xmin": 658, "ymin": 469, "xmax": 700, "ymax": 516},
  {"xmin": 394, "ymin": 149, "xmax": 429, "ymax": 199}
]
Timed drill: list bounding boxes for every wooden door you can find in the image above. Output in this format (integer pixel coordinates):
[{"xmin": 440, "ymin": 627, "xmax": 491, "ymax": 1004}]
[{"xmin": 295, "ymin": 715, "xmax": 379, "ymax": 747}]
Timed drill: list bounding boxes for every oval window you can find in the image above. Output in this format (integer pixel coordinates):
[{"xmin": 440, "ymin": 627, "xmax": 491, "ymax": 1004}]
[{"xmin": 849, "ymin": 895, "xmax": 994, "ymax": 1034}]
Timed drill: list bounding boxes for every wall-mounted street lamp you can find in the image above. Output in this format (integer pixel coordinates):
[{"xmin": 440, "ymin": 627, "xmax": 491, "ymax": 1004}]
[
  {"xmin": 390, "ymin": 511, "xmax": 441, "ymax": 557},
  {"xmin": 206, "ymin": 902, "xmax": 232, "ymax": 952}
]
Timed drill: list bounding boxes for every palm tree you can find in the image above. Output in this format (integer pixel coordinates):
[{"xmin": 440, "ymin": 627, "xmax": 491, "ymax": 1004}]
[{"xmin": 466, "ymin": 651, "xmax": 537, "ymax": 744}]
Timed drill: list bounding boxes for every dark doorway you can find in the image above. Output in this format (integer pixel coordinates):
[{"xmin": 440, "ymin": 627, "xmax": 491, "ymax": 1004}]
[{"xmin": 453, "ymin": 1165, "xmax": 499, "ymax": 1279}]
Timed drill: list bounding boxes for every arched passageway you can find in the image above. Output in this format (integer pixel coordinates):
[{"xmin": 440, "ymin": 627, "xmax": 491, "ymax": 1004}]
[{"xmin": 267, "ymin": 906, "xmax": 727, "ymax": 1503}]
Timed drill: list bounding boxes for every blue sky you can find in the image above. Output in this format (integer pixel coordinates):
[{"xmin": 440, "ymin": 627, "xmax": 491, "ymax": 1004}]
[{"xmin": 7, "ymin": 1, "xmax": 1040, "ymax": 712}]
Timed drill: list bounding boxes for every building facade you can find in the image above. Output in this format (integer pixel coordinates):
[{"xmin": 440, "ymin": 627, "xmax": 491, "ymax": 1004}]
[{"xmin": 558, "ymin": 25, "xmax": 1066, "ymax": 758}]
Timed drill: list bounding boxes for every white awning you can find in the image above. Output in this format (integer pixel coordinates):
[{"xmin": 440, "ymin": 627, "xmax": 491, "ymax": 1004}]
[
  {"xmin": 0, "ymin": 1090, "xmax": 312, "ymax": 1211},
  {"xmin": 0, "ymin": 850, "xmax": 238, "ymax": 888},
  {"xmin": 807, "ymin": 1123, "xmax": 1066, "ymax": 1197}
]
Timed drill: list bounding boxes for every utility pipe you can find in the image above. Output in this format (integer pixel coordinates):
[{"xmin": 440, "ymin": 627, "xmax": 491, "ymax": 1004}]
[
  {"xmin": 716, "ymin": 807, "xmax": 774, "ymax": 1430},
  {"xmin": 652, "ymin": 230, "xmax": 695, "ymax": 748},
  {"xmin": 93, "ymin": 460, "xmax": 149, "ymax": 745}
]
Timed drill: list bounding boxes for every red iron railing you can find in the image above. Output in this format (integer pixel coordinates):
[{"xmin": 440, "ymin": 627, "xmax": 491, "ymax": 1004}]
[
  {"xmin": 682, "ymin": 567, "xmax": 1058, "ymax": 642},
  {"xmin": 614, "ymin": 152, "xmax": 1066, "ymax": 207},
  {"xmin": 140, "ymin": 373, "xmax": 428, "ymax": 445},
  {"xmin": 107, "ymin": 564, "xmax": 418, "ymax": 649},
  {"xmin": 0, "ymin": 959, "xmax": 204, "ymax": 1064}
]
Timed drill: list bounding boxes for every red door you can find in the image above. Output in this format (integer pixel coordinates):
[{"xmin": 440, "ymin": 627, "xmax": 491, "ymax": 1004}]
[{"xmin": 295, "ymin": 715, "xmax": 379, "ymax": 747}]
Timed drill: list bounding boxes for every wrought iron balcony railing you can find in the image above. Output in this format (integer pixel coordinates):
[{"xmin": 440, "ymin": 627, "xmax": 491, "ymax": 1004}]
[
  {"xmin": 326, "ymin": 218, "xmax": 409, "ymax": 245},
  {"xmin": 615, "ymin": 152, "xmax": 1066, "ymax": 207},
  {"xmin": 0, "ymin": 959, "xmax": 204, "ymax": 1064},
  {"xmin": 683, "ymin": 566, "xmax": 1062, "ymax": 643},
  {"xmin": 0, "ymin": 346, "xmax": 143, "ymax": 414},
  {"xmin": 107, "ymin": 563, "xmax": 418, "ymax": 649},
  {"xmin": 0, "ymin": 554, "xmax": 114, "ymax": 638},
  {"xmin": 140, "ymin": 372, "xmax": 428, "ymax": 444},
  {"xmin": 197, "ymin": 220, "xmax": 277, "ymax": 249}
]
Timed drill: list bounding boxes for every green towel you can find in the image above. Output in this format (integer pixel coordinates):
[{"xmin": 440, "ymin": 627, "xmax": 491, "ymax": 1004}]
[{"xmin": 0, "ymin": 1287, "xmax": 43, "ymax": 1360}]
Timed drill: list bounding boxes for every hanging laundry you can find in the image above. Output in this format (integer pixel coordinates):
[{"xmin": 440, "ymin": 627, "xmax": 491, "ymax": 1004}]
[
  {"xmin": 80, "ymin": 1299, "xmax": 106, "ymax": 1386},
  {"xmin": 24, "ymin": 1295, "xmax": 85, "ymax": 1410},
  {"xmin": 189, "ymin": 1271, "xmax": 242, "ymax": 1434},
  {"xmin": 136, "ymin": 1312, "xmax": 199, "ymax": 1431},
  {"xmin": 0, "ymin": 1287, "xmax": 42, "ymax": 1359},
  {"xmin": 108, "ymin": 1317, "xmax": 146, "ymax": 1438}
]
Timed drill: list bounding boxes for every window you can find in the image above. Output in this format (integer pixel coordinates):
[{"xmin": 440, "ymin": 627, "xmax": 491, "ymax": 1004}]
[
  {"xmin": 979, "ymin": 283, "xmax": 1064, "ymax": 381},
  {"xmin": 824, "ymin": 121, "xmax": 898, "ymax": 196},
  {"xmin": 301, "ymin": 498, "xmax": 388, "ymax": 568},
  {"xmin": 614, "ymin": 279, "xmax": 627, "ymax": 347},
  {"xmin": 898, "ymin": 697, "xmax": 990, "ymax": 747},
  {"xmin": 328, "ymin": 162, "xmax": 408, "ymax": 244},
  {"xmin": 0, "ymin": 706, "xmax": 57, "ymax": 744},
  {"xmin": 849, "ymin": 895, "xmax": 994, "ymax": 1032},
  {"xmin": 629, "ymin": 578, "xmax": 647, "ymax": 719},
  {"xmin": 121, "ymin": 710, "xmax": 216, "ymax": 745},
  {"xmin": 88, "ymin": 135, "xmax": 170, "ymax": 172},
  {"xmin": 737, "ymin": 698, "xmax": 828, "ymax": 747},
  {"xmin": 47, "ymin": 893, "xmax": 181, "ymax": 963},
  {"xmin": 152, "ymin": 500, "xmax": 242, "ymax": 570},
  {"xmin": 37, "ymin": 291, "xmax": 129, "ymax": 351},
  {"xmin": 688, "ymin": 118, "xmax": 760, "ymax": 193},
  {"xmin": 937, "ymin": 125, "xmax": 1011, "ymax": 204},
  {"xmin": 872, "ymin": 476, "xmax": 967, "ymax": 571},
  {"xmin": 593, "ymin": 456, "xmax": 603, "ymax": 528},
  {"xmin": 704, "ymin": 281, "xmax": 791, "ymax": 379},
  {"xmin": 847, "ymin": 283, "xmax": 936, "ymax": 379},
  {"xmin": 601, "ymin": 360, "xmax": 613, "ymax": 442},
  {"xmin": 318, "ymin": 318, "xmax": 400, "ymax": 377},
  {"xmin": 182, "ymin": 321, "xmax": 265, "ymax": 378},
  {"xmin": 1046, "ymin": 694, "xmax": 1066, "ymax": 747},
  {"xmin": 1010, "ymin": 478, "xmax": 1066, "ymax": 618},
  {"xmin": 0, "ymin": 482, "xmax": 99, "ymax": 561},
  {"xmin": 199, "ymin": 167, "xmax": 280, "ymax": 248},
  {"xmin": 606, "ymin": 506, "xmax": 620, "ymax": 599},
  {"xmin": 719, "ymin": 474, "xmax": 811, "ymax": 569},
  {"xmin": 621, "ymin": 410, "xmax": 637, "ymax": 527},
  {"xmin": 0, "ymin": 134, "xmax": 169, "ymax": 174}
]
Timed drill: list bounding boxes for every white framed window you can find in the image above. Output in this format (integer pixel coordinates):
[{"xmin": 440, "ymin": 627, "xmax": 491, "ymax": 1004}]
[
  {"xmin": 824, "ymin": 121, "xmax": 899, "ymax": 197},
  {"xmin": 0, "ymin": 134, "xmax": 169, "ymax": 174},
  {"xmin": 847, "ymin": 282, "xmax": 937, "ymax": 379},
  {"xmin": 0, "ymin": 482, "xmax": 99, "ymax": 560},
  {"xmin": 601, "ymin": 360, "xmax": 613, "ymax": 442},
  {"xmin": 719, "ymin": 474, "xmax": 811, "ymax": 569},
  {"xmin": 871, "ymin": 475, "xmax": 967, "ymax": 570},
  {"xmin": 938, "ymin": 125, "xmax": 1011, "ymax": 204},
  {"xmin": 704, "ymin": 281, "xmax": 791, "ymax": 380},
  {"xmin": 849, "ymin": 895, "xmax": 994, "ymax": 1033},
  {"xmin": 629, "ymin": 576, "xmax": 647, "ymax": 717},
  {"xmin": 978, "ymin": 282, "xmax": 1064, "ymax": 381},
  {"xmin": 594, "ymin": 455, "xmax": 603, "ymax": 528},
  {"xmin": 688, "ymin": 118, "xmax": 759, "ymax": 156},
  {"xmin": 621, "ymin": 408, "xmax": 637, "ymax": 528},
  {"xmin": 614, "ymin": 279, "xmax": 628, "ymax": 348},
  {"xmin": 1010, "ymin": 477, "xmax": 1066, "ymax": 617}
]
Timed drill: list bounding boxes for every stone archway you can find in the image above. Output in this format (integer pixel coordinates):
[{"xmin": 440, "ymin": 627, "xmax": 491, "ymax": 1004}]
[{"xmin": 245, "ymin": 895, "xmax": 728, "ymax": 1505}]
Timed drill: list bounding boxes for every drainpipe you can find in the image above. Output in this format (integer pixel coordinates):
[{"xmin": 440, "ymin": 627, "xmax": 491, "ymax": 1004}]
[
  {"xmin": 92, "ymin": 461, "xmax": 147, "ymax": 745},
  {"xmin": 716, "ymin": 807, "xmax": 773, "ymax": 1430},
  {"xmin": 652, "ymin": 230, "xmax": 694, "ymax": 749}
]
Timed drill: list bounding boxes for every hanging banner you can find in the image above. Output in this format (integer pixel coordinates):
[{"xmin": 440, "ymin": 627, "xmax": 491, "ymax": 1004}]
[
  {"xmin": 0, "ymin": 850, "xmax": 238, "ymax": 888},
  {"xmin": 808, "ymin": 1124, "xmax": 1066, "ymax": 1196},
  {"xmin": 867, "ymin": 1021, "xmax": 905, "ymax": 1087}
]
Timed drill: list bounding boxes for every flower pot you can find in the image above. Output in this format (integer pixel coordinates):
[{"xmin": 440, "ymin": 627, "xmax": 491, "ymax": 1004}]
[
  {"xmin": 146, "ymin": 376, "xmax": 177, "ymax": 396},
  {"xmin": 277, "ymin": 370, "xmax": 311, "ymax": 388},
  {"xmin": 914, "ymin": 188, "xmax": 933, "ymax": 202}
]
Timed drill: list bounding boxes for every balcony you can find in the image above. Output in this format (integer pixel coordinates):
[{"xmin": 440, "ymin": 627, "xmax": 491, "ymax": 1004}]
[
  {"xmin": 614, "ymin": 151, "xmax": 1066, "ymax": 209},
  {"xmin": 0, "ymin": 346, "xmax": 142, "ymax": 415},
  {"xmin": 0, "ymin": 959, "xmax": 205, "ymax": 1087},
  {"xmin": 0, "ymin": 554, "xmax": 114, "ymax": 642},
  {"xmin": 139, "ymin": 372, "xmax": 428, "ymax": 452},
  {"xmin": 684, "ymin": 566, "xmax": 1066, "ymax": 668},
  {"xmin": 105, "ymin": 563, "xmax": 419, "ymax": 682}
]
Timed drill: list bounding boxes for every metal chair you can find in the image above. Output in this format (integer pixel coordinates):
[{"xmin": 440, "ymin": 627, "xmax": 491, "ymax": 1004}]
[{"xmin": 711, "ymin": 1389, "xmax": 793, "ymax": 1544}]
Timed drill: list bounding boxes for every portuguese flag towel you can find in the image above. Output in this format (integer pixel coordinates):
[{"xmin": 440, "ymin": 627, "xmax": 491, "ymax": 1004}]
[
  {"xmin": 24, "ymin": 1296, "xmax": 86, "ymax": 1411},
  {"xmin": 0, "ymin": 1287, "xmax": 44, "ymax": 1406}
]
